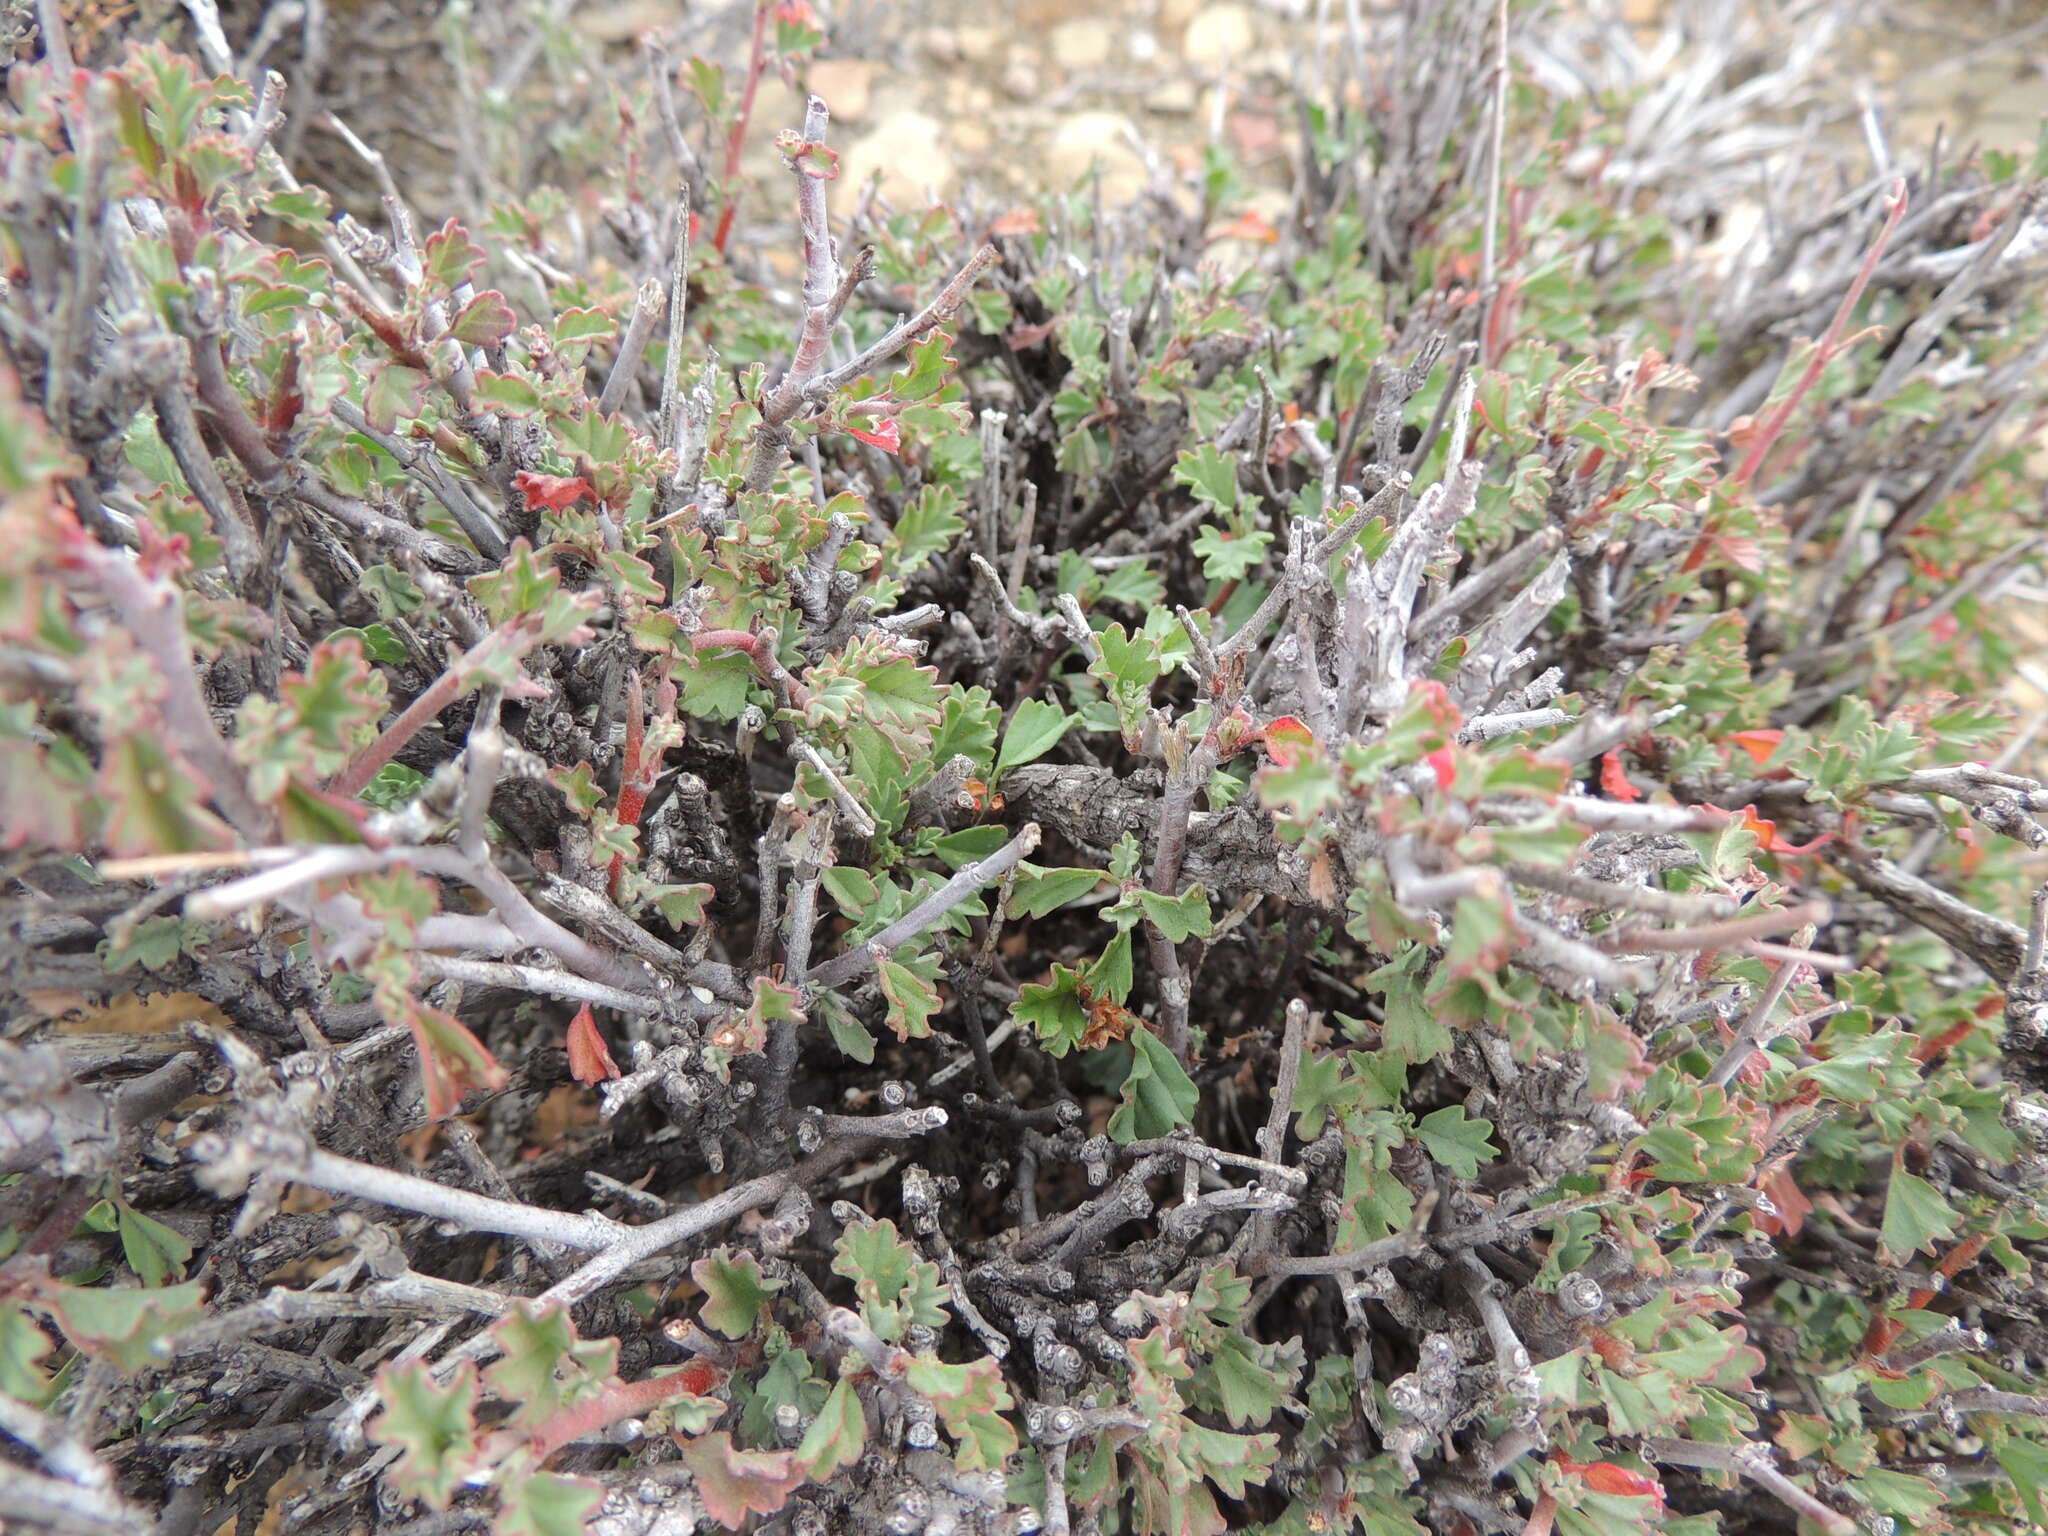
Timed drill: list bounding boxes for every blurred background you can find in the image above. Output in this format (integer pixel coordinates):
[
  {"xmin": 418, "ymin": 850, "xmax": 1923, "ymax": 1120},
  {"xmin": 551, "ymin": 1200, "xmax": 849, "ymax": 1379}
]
[{"xmin": 68, "ymin": 1, "xmax": 2048, "ymax": 218}]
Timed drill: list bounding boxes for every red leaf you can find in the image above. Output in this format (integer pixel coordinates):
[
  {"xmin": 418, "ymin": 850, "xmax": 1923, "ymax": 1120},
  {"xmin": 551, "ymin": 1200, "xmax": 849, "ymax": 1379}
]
[
  {"xmin": 1554, "ymin": 1456, "xmax": 1665, "ymax": 1508},
  {"xmin": 1599, "ymin": 749, "xmax": 1642, "ymax": 803},
  {"xmin": 1259, "ymin": 715, "xmax": 1315, "ymax": 768},
  {"xmin": 1007, "ymin": 318, "xmax": 1058, "ymax": 351},
  {"xmin": 1426, "ymin": 746, "xmax": 1457, "ymax": 793},
  {"xmin": 1737, "ymin": 805, "xmax": 1835, "ymax": 857},
  {"xmin": 987, "ymin": 206, "xmax": 1041, "ymax": 237},
  {"xmin": 1212, "ymin": 210, "xmax": 1280, "ymax": 245},
  {"xmin": 566, "ymin": 1003, "xmax": 621, "ymax": 1084},
  {"xmin": 1727, "ymin": 729, "xmax": 1784, "ymax": 769},
  {"xmin": 1714, "ymin": 533, "xmax": 1765, "ymax": 574},
  {"xmin": 1759, "ymin": 1166, "xmax": 1812, "ymax": 1237},
  {"xmin": 845, "ymin": 417, "xmax": 900, "ymax": 454},
  {"xmin": 513, "ymin": 471, "xmax": 594, "ymax": 511}
]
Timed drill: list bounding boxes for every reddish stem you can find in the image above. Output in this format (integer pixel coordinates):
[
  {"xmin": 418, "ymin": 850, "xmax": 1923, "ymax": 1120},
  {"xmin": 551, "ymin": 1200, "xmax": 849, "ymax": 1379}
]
[
  {"xmin": 692, "ymin": 626, "xmax": 810, "ymax": 708},
  {"xmin": 1731, "ymin": 182, "xmax": 1908, "ymax": 490},
  {"xmin": 1860, "ymin": 1229, "xmax": 1990, "ymax": 1363},
  {"xmin": 0, "ymin": 1181, "xmax": 98, "ymax": 1286},
  {"xmin": 524, "ymin": 1362, "xmax": 725, "ymax": 1466},
  {"xmin": 1655, "ymin": 181, "xmax": 1908, "ymax": 624},
  {"xmin": 332, "ymin": 627, "xmax": 532, "ymax": 799},
  {"xmin": 332, "ymin": 664, "xmax": 470, "ymax": 800},
  {"xmin": 607, "ymin": 669, "xmax": 673, "ymax": 902},
  {"xmin": 711, "ymin": 1, "xmax": 773, "ymax": 256}
]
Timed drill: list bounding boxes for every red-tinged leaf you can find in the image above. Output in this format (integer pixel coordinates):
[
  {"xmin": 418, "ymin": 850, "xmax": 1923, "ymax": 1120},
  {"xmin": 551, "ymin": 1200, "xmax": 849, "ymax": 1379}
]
[
  {"xmin": 987, "ymin": 206, "xmax": 1041, "ymax": 237},
  {"xmin": 1555, "ymin": 1456, "xmax": 1665, "ymax": 1507},
  {"xmin": 1759, "ymin": 1166, "xmax": 1812, "ymax": 1237},
  {"xmin": 1738, "ymin": 805, "xmax": 1835, "ymax": 856},
  {"xmin": 1728, "ymin": 728, "xmax": 1785, "ymax": 768},
  {"xmin": 363, "ymin": 361, "xmax": 429, "ymax": 432},
  {"xmin": 1599, "ymin": 748, "xmax": 1642, "ymax": 803},
  {"xmin": 0, "ymin": 739, "xmax": 87, "ymax": 852},
  {"xmin": 1715, "ymin": 533, "xmax": 1765, "ymax": 573},
  {"xmin": 774, "ymin": 130, "xmax": 839, "ymax": 179},
  {"xmin": 846, "ymin": 417, "xmax": 900, "ymax": 454},
  {"xmin": 677, "ymin": 1432, "xmax": 805, "ymax": 1529},
  {"xmin": 566, "ymin": 1003, "xmax": 620, "ymax": 1084},
  {"xmin": 381, "ymin": 983, "xmax": 510, "ymax": 1119},
  {"xmin": 1426, "ymin": 746, "xmax": 1457, "ymax": 793},
  {"xmin": 422, "ymin": 218, "xmax": 487, "ymax": 290},
  {"xmin": 444, "ymin": 289, "xmax": 516, "ymax": 348},
  {"xmin": 1008, "ymin": 318, "xmax": 1058, "ymax": 351},
  {"xmin": 98, "ymin": 734, "xmax": 236, "ymax": 856},
  {"xmin": 513, "ymin": 471, "xmax": 594, "ymax": 511},
  {"xmin": 1213, "ymin": 210, "xmax": 1280, "ymax": 245},
  {"xmin": 1259, "ymin": 715, "xmax": 1315, "ymax": 769}
]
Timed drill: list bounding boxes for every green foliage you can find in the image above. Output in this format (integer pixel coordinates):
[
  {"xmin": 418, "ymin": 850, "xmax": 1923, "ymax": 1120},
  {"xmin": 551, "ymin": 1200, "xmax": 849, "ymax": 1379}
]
[
  {"xmin": 9, "ymin": 9, "xmax": 2048, "ymax": 1536},
  {"xmin": 1108, "ymin": 1028, "xmax": 1201, "ymax": 1142},
  {"xmin": 832, "ymin": 1219, "xmax": 950, "ymax": 1344},
  {"xmin": 368, "ymin": 1360, "xmax": 483, "ymax": 1510}
]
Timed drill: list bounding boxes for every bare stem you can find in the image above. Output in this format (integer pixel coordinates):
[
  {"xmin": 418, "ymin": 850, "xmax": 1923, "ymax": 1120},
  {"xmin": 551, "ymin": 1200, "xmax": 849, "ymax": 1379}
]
[
  {"xmin": 1642, "ymin": 1438, "xmax": 1855, "ymax": 1536},
  {"xmin": 1602, "ymin": 899, "xmax": 1830, "ymax": 956},
  {"xmin": 806, "ymin": 824, "xmax": 1042, "ymax": 988}
]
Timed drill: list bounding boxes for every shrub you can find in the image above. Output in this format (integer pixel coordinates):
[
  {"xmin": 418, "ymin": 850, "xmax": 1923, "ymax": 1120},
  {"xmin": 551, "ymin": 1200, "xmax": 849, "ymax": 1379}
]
[{"xmin": 4, "ymin": 3, "xmax": 2048, "ymax": 1535}]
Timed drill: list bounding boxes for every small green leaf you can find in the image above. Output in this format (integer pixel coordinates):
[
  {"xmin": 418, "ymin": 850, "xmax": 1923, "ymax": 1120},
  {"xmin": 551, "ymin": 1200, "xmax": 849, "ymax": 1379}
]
[
  {"xmin": 1880, "ymin": 1167, "xmax": 1961, "ymax": 1261},
  {"xmin": 832, "ymin": 1219, "xmax": 949, "ymax": 1343},
  {"xmin": 1007, "ymin": 864, "xmax": 1105, "ymax": 918},
  {"xmin": 473, "ymin": 369, "xmax": 543, "ymax": 415},
  {"xmin": 1087, "ymin": 927, "xmax": 1135, "ymax": 1004},
  {"xmin": 1108, "ymin": 1028, "xmax": 1199, "ymax": 1143},
  {"xmin": 650, "ymin": 882, "xmax": 715, "ymax": 926},
  {"xmin": 1173, "ymin": 442, "xmax": 1240, "ymax": 513},
  {"xmin": 692, "ymin": 1249, "xmax": 781, "ymax": 1339},
  {"xmin": 1995, "ymin": 1433, "xmax": 2048, "ymax": 1524},
  {"xmin": 1291, "ymin": 1050, "xmax": 1365, "ymax": 1140},
  {"xmin": 485, "ymin": 1304, "xmax": 617, "ymax": 1428},
  {"xmin": 819, "ymin": 994, "xmax": 876, "ymax": 1064},
  {"xmin": 116, "ymin": 1203, "xmax": 192, "ymax": 1287},
  {"xmin": 367, "ymin": 1358, "xmax": 482, "ymax": 1510},
  {"xmin": 1013, "ymin": 965, "xmax": 1088, "ymax": 1056},
  {"xmin": 995, "ymin": 698, "xmax": 1073, "ymax": 778},
  {"xmin": 421, "ymin": 219, "xmax": 486, "ymax": 290},
  {"xmin": 796, "ymin": 1376, "xmax": 866, "ymax": 1480},
  {"xmin": 553, "ymin": 307, "xmax": 617, "ymax": 345},
  {"xmin": 38, "ymin": 1280, "xmax": 205, "ymax": 1371},
  {"xmin": 1136, "ymin": 884, "xmax": 1213, "ymax": 943},
  {"xmin": 878, "ymin": 955, "xmax": 941, "ymax": 1041},
  {"xmin": 0, "ymin": 1303, "xmax": 55, "ymax": 1405},
  {"xmin": 496, "ymin": 1473, "xmax": 604, "ymax": 1536},
  {"xmin": 901, "ymin": 1354, "xmax": 1017, "ymax": 1470},
  {"xmin": 1191, "ymin": 524, "xmax": 1271, "ymax": 582},
  {"xmin": 1413, "ymin": 1106, "xmax": 1497, "ymax": 1178}
]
